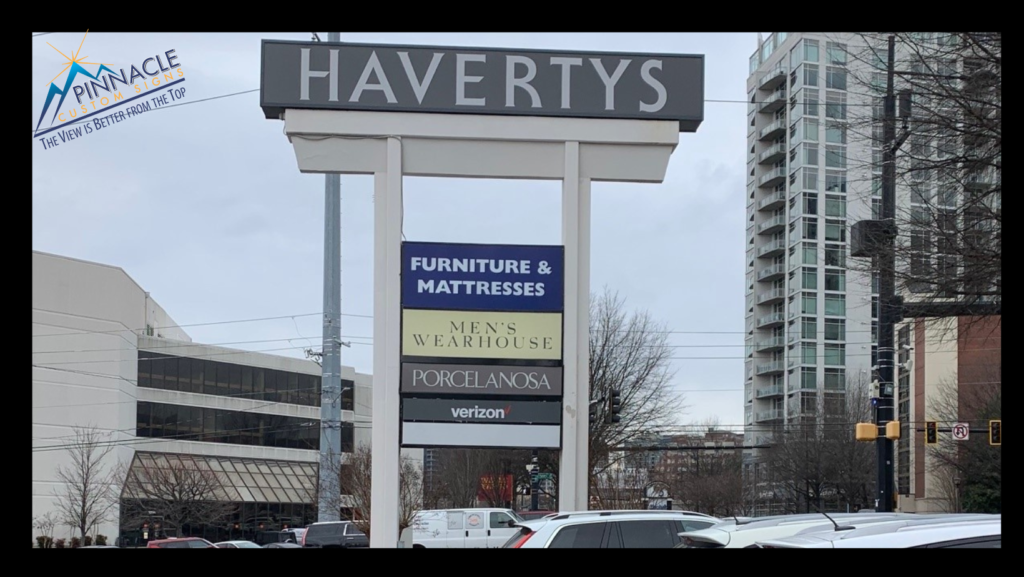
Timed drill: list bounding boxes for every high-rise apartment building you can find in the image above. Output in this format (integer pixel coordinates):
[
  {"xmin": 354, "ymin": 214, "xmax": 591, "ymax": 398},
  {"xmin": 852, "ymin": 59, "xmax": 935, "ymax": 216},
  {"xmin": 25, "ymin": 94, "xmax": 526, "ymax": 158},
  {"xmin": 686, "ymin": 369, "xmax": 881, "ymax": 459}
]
[{"xmin": 743, "ymin": 33, "xmax": 879, "ymax": 513}]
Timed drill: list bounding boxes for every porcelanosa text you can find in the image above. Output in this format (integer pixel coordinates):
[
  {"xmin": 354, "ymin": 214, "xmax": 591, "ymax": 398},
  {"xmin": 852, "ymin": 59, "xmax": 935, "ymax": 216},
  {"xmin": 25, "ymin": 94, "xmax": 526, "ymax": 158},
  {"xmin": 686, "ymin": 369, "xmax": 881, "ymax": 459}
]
[{"xmin": 411, "ymin": 369, "xmax": 554, "ymax": 390}]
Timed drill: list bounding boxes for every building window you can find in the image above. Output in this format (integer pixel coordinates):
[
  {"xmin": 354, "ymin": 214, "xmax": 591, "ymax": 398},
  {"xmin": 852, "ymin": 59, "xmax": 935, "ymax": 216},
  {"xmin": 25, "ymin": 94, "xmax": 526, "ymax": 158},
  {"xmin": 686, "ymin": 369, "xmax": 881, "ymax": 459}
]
[
  {"xmin": 803, "ymin": 39, "xmax": 819, "ymax": 62},
  {"xmin": 824, "ymin": 219, "xmax": 846, "ymax": 242},
  {"xmin": 803, "ymin": 143, "xmax": 818, "ymax": 166},
  {"xmin": 802, "ymin": 342, "xmax": 817, "ymax": 365},
  {"xmin": 871, "ymin": 72, "xmax": 885, "ymax": 93},
  {"xmin": 803, "ymin": 118, "xmax": 819, "ymax": 142},
  {"xmin": 803, "ymin": 193, "xmax": 818, "ymax": 216},
  {"xmin": 802, "ymin": 217, "xmax": 818, "ymax": 240},
  {"xmin": 939, "ymin": 184, "xmax": 958, "ymax": 207},
  {"xmin": 802, "ymin": 168, "xmax": 818, "ymax": 190},
  {"xmin": 826, "ymin": 42, "xmax": 847, "ymax": 65},
  {"xmin": 825, "ymin": 66, "xmax": 847, "ymax": 90},
  {"xmin": 824, "ymin": 319, "xmax": 846, "ymax": 341},
  {"xmin": 824, "ymin": 171, "xmax": 846, "ymax": 193},
  {"xmin": 824, "ymin": 368, "xmax": 845, "ymax": 390},
  {"xmin": 823, "ymin": 343, "xmax": 845, "ymax": 366},
  {"xmin": 825, "ymin": 145, "xmax": 846, "ymax": 168},
  {"xmin": 803, "ymin": 63, "xmax": 819, "ymax": 87},
  {"xmin": 824, "ymin": 244, "xmax": 845, "ymax": 267},
  {"xmin": 824, "ymin": 269, "xmax": 846, "ymax": 291},
  {"xmin": 802, "ymin": 242, "xmax": 817, "ymax": 265},
  {"xmin": 824, "ymin": 293, "xmax": 845, "ymax": 316},
  {"xmin": 872, "ymin": 296, "xmax": 879, "ymax": 319},
  {"xmin": 825, "ymin": 122, "xmax": 847, "ymax": 144},
  {"xmin": 872, "ymin": 321, "xmax": 878, "ymax": 342},
  {"xmin": 825, "ymin": 195, "xmax": 846, "ymax": 218},
  {"xmin": 825, "ymin": 92, "xmax": 846, "ymax": 120},
  {"xmin": 872, "ymin": 198, "xmax": 882, "ymax": 219},
  {"xmin": 801, "ymin": 367, "xmax": 816, "ymax": 389},
  {"xmin": 802, "ymin": 316, "xmax": 818, "ymax": 340},
  {"xmin": 801, "ymin": 292, "xmax": 817, "ymax": 315},
  {"xmin": 804, "ymin": 89, "xmax": 819, "ymax": 117},
  {"xmin": 802, "ymin": 267, "xmax": 817, "ymax": 290}
]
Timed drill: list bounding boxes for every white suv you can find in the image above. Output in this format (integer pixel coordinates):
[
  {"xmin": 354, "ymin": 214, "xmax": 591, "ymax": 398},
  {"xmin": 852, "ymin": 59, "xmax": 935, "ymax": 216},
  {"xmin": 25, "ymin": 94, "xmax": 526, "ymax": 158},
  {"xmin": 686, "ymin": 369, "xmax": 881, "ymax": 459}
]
[
  {"xmin": 502, "ymin": 510, "xmax": 720, "ymax": 548},
  {"xmin": 756, "ymin": 515, "xmax": 1001, "ymax": 548}
]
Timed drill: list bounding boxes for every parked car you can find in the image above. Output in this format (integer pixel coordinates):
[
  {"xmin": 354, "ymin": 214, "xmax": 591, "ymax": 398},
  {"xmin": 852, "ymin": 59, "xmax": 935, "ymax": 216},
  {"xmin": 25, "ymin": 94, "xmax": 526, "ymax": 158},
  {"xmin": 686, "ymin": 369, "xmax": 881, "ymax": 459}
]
[
  {"xmin": 255, "ymin": 530, "xmax": 301, "ymax": 546},
  {"xmin": 264, "ymin": 542, "xmax": 303, "ymax": 548},
  {"xmin": 756, "ymin": 515, "xmax": 1001, "ymax": 548},
  {"xmin": 408, "ymin": 508, "xmax": 525, "ymax": 548},
  {"xmin": 145, "ymin": 537, "xmax": 216, "ymax": 548},
  {"xmin": 301, "ymin": 521, "xmax": 368, "ymax": 548},
  {"xmin": 502, "ymin": 510, "xmax": 720, "ymax": 548},
  {"xmin": 78, "ymin": 545, "xmax": 120, "ymax": 548},
  {"xmin": 214, "ymin": 540, "xmax": 262, "ymax": 548},
  {"xmin": 674, "ymin": 512, "xmax": 918, "ymax": 548}
]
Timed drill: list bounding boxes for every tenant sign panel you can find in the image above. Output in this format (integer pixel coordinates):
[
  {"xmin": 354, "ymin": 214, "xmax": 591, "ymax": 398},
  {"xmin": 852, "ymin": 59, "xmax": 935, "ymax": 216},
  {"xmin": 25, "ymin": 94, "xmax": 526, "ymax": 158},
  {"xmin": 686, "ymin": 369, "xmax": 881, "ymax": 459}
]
[
  {"xmin": 401, "ymin": 398, "xmax": 562, "ymax": 425},
  {"xmin": 402, "ymin": 242, "xmax": 564, "ymax": 312},
  {"xmin": 401, "ymin": 309, "xmax": 562, "ymax": 361},
  {"xmin": 401, "ymin": 422, "xmax": 561, "ymax": 449},
  {"xmin": 400, "ymin": 363, "xmax": 563, "ymax": 396},
  {"xmin": 260, "ymin": 40, "xmax": 705, "ymax": 131}
]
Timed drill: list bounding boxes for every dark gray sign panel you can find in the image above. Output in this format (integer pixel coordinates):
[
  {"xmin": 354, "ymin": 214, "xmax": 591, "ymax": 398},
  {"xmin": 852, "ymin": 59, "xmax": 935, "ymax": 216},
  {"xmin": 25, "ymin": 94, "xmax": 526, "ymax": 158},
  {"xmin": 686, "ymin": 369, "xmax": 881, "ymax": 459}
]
[
  {"xmin": 401, "ymin": 363, "xmax": 562, "ymax": 396},
  {"xmin": 260, "ymin": 40, "xmax": 704, "ymax": 131},
  {"xmin": 402, "ymin": 398, "xmax": 562, "ymax": 425}
]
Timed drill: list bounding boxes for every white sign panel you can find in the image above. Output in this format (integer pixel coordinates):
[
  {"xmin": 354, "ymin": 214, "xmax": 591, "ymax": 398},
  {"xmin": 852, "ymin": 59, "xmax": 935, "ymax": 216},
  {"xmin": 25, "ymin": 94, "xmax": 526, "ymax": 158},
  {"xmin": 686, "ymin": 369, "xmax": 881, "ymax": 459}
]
[
  {"xmin": 952, "ymin": 422, "xmax": 970, "ymax": 441},
  {"xmin": 401, "ymin": 422, "xmax": 560, "ymax": 448}
]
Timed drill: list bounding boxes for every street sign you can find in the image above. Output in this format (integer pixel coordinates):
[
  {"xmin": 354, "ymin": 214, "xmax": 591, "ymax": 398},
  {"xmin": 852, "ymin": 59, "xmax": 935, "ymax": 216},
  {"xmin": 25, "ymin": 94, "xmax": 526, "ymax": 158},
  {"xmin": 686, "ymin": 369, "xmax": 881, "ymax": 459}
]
[
  {"xmin": 537, "ymin": 473, "xmax": 553, "ymax": 481},
  {"xmin": 952, "ymin": 422, "xmax": 970, "ymax": 441}
]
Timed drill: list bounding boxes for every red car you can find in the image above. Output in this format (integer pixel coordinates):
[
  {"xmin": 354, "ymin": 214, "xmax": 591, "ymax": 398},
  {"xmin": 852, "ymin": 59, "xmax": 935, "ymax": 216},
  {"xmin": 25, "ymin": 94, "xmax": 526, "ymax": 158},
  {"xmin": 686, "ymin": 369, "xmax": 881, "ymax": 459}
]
[{"xmin": 146, "ymin": 537, "xmax": 216, "ymax": 548}]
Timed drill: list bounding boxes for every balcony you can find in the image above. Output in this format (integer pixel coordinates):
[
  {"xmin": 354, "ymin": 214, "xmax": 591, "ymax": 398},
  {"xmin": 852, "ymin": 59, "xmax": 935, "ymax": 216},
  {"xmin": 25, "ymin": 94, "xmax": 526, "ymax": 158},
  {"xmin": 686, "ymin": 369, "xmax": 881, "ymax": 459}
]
[
  {"xmin": 757, "ymin": 265, "xmax": 784, "ymax": 283},
  {"xmin": 755, "ymin": 409, "xmax": 784, "ymax": 423},
  {"xmin": 758, "ymin": 167, "xmax": 786, "ymax": 188},
  {"xmin": 756, "ymin": 312, "xmax": 785, "ymax": 328},
  {"xmin": 756, "ymin": 215, "xmax": 786, "ymax": 235},
  {"xmin": 755, "ymin": 384, "xmax": 785, "ymax": 399},
  {"xmin": 758, "ymin": 63, "xmax": 787, "ymax": 91},
  {"xmin": 758, "ymin": 89, "xmax": 786, "ymax": 114},
  {"xmin": 757, "ymin": 289, "xmax": 786, "ymax": 306},
  {"xmin": 758, "ymin": 143, "xmax": 786, "ymax": 165},
  {"xmin": 757, "ymin": 239, "xmax": 786, "ymax": 258},
  {"xmin": 965, "ymin": 170, "xmax": 994, "ymax": 190},
  {"xmin": 756, "ymin": 361, "xmax": 785, "ymax": 375},
  {"xmin": 758, "ymin": 190, "xmax": 786, "ymax": 211},
  {"xmin": 758, "ymin": 120, "xmax": 785, "ymax": 141},
  {"xmin": 755, "ymin": 336, "xmax": 785, "ymax": 352},
  {"xmin": 788, "ymin": 332, "xmax": 800, "ymax": 344}
]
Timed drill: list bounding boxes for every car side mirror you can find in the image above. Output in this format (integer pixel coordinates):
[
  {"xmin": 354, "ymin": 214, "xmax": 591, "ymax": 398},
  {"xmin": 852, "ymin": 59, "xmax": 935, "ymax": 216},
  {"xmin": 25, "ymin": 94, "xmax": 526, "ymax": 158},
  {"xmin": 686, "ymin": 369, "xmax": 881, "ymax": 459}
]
[{"xmin": 507, "ymin": 520, "xmax": 516, "ymax": 527}]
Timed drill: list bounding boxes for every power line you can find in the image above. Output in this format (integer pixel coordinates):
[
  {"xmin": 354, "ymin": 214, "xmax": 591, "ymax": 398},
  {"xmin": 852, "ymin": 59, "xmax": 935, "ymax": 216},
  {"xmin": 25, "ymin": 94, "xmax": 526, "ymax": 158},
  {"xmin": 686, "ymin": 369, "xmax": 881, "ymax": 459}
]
[
  {"xmin": 33, "ymin": 32, "xmax": 54, "ymax": 37},
  {"xmin": 32, "ymin": 311, "xmax": 373, "ymax": 338}
]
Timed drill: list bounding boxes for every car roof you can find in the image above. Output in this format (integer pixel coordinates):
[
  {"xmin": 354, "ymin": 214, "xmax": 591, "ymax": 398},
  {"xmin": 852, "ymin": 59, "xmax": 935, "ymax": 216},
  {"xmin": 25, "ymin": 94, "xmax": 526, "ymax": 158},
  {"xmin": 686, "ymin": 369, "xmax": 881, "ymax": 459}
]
[
  {"xmin": 678, "ymin": 513, "xmax": 925, "ymax": 547},
  {"xmin": 148, "ymin": 537, "xmax": 206, "ymax": 543},
  {"xmin": 757, "ymin": 516, "xmax": 1001, "ymax": 548},
  {"xmin": 547, "ymin": 510, "xmax": 718, "ymax": 521},
  {"xmin": 307, "ymin": 520, "xmax": 351, "ymax": 525},
  {"xmin": 215, "ymin": 540, "xmax": 254, "ymax": 544}
]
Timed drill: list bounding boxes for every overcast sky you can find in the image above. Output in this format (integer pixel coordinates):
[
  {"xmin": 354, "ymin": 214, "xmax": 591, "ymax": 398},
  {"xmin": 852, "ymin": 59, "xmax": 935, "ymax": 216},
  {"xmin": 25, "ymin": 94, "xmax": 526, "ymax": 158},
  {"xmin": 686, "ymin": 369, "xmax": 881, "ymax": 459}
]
[{"xmin": 32, "ymin": 32, "xmax": 760, "ymax": 431}]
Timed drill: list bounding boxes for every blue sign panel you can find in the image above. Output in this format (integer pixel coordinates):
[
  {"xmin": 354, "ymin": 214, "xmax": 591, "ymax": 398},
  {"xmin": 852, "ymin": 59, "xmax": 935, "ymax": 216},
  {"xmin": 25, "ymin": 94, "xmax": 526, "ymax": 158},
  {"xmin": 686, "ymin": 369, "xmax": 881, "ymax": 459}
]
[{"xmin": 402, "ymin": 242, "xmax": 564, "ymax": 312}]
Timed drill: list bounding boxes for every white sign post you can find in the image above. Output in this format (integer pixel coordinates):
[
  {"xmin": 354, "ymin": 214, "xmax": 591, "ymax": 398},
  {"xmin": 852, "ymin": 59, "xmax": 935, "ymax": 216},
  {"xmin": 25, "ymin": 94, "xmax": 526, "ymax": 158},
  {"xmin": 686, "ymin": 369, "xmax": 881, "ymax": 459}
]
[{"xmin": 952, "ymin": 423, "xmax": 970, "ymax": 441}]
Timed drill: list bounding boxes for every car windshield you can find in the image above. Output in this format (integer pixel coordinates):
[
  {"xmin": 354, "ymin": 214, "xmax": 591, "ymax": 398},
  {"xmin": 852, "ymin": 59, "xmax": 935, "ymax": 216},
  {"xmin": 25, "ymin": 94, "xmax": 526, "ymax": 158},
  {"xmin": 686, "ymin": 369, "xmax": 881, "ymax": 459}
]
[{"xmin": 509, "ymin": 510, "xmax": 526, "ymax": 522}]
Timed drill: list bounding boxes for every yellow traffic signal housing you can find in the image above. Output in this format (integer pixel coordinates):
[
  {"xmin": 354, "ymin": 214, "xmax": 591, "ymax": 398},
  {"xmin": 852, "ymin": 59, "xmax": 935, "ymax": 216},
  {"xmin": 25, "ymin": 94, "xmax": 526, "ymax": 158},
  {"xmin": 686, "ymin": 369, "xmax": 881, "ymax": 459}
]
[
  {"xmin": 856, "ymin": 423, "xmax": 878, "ymax": 442},
  {"xmin": 885, "ymin": 421, "xmax": 901, "ymax": 440},
  {"xmin": 925, "ymin": 421, "xmax": 938, "ymax": 445},
  {"xmin": 989, "ymin": 420, "xmax": 1001, "ymax": 446}
]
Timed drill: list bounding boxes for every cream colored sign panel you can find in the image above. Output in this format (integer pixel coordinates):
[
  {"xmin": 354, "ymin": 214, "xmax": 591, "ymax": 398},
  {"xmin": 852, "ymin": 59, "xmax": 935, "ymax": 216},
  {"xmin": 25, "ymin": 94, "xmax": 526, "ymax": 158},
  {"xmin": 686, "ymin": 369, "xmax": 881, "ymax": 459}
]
[{"xmin": 402, "ymin": 309, "xmax": 562, "ymax": 360}]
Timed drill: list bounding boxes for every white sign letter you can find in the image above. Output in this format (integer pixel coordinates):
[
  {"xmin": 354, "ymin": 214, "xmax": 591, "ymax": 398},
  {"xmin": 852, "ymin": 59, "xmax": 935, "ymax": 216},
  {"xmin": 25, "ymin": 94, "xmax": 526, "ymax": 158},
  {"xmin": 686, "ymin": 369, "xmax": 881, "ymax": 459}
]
[
  {"xmin": 350, "ymin": 51, "xmax": 397, "ymax": 103},
  {"xmin": 550, "ymin": 56, "xmax": 582, "ymax": 109},
  {"xmin": 505, "ymin": 55, "xmax": 541, "ymax": 108},
  {"xmin": 456, "ymin": 53, "xmax": 486, "ymax": 106},
  {"xmin": 398, "ymin": 52, "xmax": 443, "ymax": 104},
  {"xmin": 589, "ymin": 58, "xmax": 631, "ymax": 111},
  {"xmin": 639, "ymin": 59, "xmax": 667, "ymax": 113},
  {"xmin": 300, "ymin": 48, "xmax": 337, "ymax": 101}
]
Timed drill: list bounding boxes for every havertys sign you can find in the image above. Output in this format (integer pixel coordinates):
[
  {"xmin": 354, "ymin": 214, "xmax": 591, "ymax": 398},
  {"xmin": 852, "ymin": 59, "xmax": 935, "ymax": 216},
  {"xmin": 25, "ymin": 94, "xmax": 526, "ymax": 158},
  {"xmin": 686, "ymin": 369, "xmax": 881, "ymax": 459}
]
[
  {"xmin": 260, "ymin": 40, "xmax": 704, "ymax": 131},
  {"xmin": 402, "ymin": 242, "xmax": 563, "ymax": 312}
]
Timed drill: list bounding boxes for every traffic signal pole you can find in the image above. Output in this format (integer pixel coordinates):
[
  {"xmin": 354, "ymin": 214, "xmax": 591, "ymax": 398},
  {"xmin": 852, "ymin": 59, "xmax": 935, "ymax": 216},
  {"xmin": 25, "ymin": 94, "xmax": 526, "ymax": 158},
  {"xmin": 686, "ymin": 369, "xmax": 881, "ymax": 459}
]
[
  {"xmin": 530, "ymin": 450, "xmax": 540, "ymax": 511},
  {"xmin": 875, "ymin": 35, "xmax": 898, "ymax": 512}
]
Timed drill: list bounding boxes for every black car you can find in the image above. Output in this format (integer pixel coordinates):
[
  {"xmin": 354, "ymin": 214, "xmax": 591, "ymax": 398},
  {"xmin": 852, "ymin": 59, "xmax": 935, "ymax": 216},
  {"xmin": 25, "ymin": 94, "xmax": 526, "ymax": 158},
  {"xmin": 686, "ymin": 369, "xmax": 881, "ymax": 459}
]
[
  {"xmin": 264, "ymin": 542, "xmax": 302, "ymax": 548},
  {"xmin": 301, "ymin": 521, "xmax": 368, "ymax": 548}
]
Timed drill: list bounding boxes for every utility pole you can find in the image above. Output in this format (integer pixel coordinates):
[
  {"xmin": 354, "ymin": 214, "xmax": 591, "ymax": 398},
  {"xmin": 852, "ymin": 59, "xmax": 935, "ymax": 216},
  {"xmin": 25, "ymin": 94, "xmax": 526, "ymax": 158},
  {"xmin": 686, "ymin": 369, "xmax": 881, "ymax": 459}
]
[
  {"xmin": 875, "ymin": 35, "xmax": 899, "ymax": 513},
  {"xmin": 317, "ymin": 30, "xmax": 344, "ymax": 523}
]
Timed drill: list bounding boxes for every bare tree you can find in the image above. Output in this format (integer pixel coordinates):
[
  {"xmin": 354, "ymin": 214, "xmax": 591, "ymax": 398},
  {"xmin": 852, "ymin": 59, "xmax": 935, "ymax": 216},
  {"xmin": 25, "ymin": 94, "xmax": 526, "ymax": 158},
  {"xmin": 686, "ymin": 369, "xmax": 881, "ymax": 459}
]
[
  {"xmin": 52, "ymin": 426, "xmax": 119, "ymax": 540},
  {"xmin": 588, "ymin": 288, "xmax": 685, "ymax": 500},
  {"xmin": 33, "ymin": 512, "xmax": 59, "ymax": 548},
  {"xmin": 120, "ymin": 453, "xmax": 234, "ymax": 534},
  {"xmin": 839, "ymin": 33, "xmax": 1000, "ymax": 325},
  {"xmin": 339, "ymin": 445, "xmax": 422, "ymax": 537},
  {"xmin": 756, "ymin": 381, "xmax": 875, "ymax": 513},
  {"xmin": 591, "ymin": 459, "xmax": 650, "ymax": 510},
  {"xmin": 926, "ymin": 363, "xmax": 1000, "ymax": 513},
  {"xmin": 651, "ymin": 423, "xmax": 747, "ymax": 517}
]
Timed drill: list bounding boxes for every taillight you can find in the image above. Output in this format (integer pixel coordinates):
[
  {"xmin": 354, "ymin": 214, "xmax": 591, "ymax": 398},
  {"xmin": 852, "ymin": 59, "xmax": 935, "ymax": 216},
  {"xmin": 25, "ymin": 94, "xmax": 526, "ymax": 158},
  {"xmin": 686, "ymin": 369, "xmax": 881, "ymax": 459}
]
[
  {"xmin": 301, "ymin": 531, "xmax": 307, "ymax": 547},
  {"xmin": 511, "ymin": 532, "xmax": 534, "ymax": 548}
]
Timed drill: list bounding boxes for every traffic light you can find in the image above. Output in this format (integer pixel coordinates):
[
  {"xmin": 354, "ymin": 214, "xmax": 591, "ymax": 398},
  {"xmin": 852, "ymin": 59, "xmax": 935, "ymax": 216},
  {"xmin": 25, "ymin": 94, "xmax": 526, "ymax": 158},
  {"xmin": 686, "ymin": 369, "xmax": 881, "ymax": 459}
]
[
  {"xmin": 606, "ymin": 389, "xmax": 621, "ymax": 424},
  {"xmin": 855, "ymin": 423, "xmax": 877, "ymax": 442},
  {"xmin": 925, "ymin": 421, "xmax": 938, "ymax": 445},
  {"xmin": 885, "ymin": 421, "xmax": 901, "ymax": 440},
  {"xmin": 989, "ymin": 420, "xmax": 1001, "ymax": 446}
]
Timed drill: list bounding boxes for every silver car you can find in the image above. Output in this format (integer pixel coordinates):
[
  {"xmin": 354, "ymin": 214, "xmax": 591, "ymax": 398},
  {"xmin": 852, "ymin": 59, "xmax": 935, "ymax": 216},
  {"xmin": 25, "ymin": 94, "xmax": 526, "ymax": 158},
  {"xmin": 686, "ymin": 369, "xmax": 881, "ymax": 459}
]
[
  {"xmin": 502, "ymin": 510, "xmax": 720, "ymax": 548},
  {"xmin": 756, "ymin": 515, "xmax": 1001, "ymax": 548}
]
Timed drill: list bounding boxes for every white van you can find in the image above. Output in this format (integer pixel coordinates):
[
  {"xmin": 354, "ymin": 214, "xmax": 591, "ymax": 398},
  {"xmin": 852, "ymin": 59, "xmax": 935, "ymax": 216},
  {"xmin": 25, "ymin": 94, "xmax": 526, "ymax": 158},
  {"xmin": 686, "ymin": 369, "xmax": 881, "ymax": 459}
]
[{"xmin": 407, "ymin": 508, "xmax": 524, "ymax": 548}]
